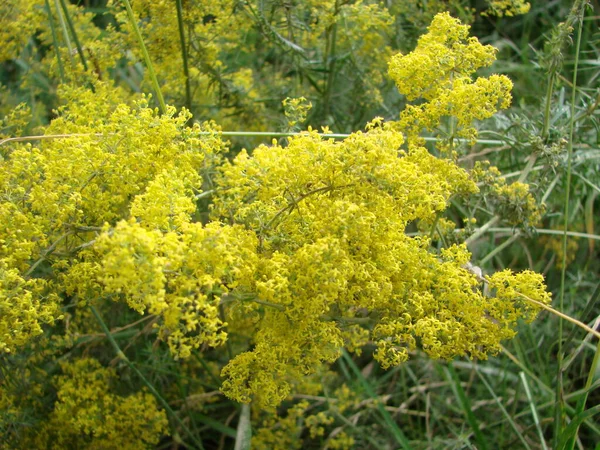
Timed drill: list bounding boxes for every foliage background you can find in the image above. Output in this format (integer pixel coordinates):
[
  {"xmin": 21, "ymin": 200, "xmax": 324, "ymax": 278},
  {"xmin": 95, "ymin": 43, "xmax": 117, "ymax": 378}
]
[{"xmin": 1, "ymin": 0, "xmax": 599, "ymax": 449}]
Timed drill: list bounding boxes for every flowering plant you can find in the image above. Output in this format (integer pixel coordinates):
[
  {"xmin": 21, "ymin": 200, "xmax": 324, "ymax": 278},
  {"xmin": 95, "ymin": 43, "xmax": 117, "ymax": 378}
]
[{"xmin": 2, "ymin": 3, "xmax": 579, "ymax": 448}]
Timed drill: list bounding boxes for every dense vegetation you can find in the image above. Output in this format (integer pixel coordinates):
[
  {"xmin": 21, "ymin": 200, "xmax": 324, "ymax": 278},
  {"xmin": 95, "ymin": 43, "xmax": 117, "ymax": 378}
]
[{"xmin": 1, "ymin": 0, "xmax": 599, "ymax": 449}]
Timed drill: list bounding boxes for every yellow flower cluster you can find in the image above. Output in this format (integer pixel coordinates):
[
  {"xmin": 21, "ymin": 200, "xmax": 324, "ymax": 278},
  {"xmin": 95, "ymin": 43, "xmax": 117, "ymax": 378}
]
[
  {"xmin": 0, "ymin": 103, "xmax": 31, "ymax": 139},
  {"xmin": 0, "ymin": 0, "xmax": 401, "ymax": 132},
  {"xmin": 540, "ymin": 234, "xmax": 579, "ymax": 270},
  {"xmin": 472, "ymin": 161, "xmax": 544, "ymax": 230},
  {"xmin": 484, "ymin": 0, "xmax": 531, "ymax": 17},
  {"xmin": 92, "ymin": 219, "xmax": 258, "ymax": 359},
  {"xmin": 0, "ymin": 81, "xmax": 225, "ymax": 354},
  {"xmin": 388, "ymin": 12, "xmax": 513, "ymax": 144},
  {"xmin": 0, "ymin": 0, "xmax": 46, "ymax": 62},
  {"xmin": 0, "ymin": 263, "xmax": 61, "ymax": 353},
  {"xmin": 250, "ymin": 379, "xmax": 358, "ymax": 449},
  {"xmin": 24, "ymin": 358, "xmax": 169, "ymax": 449},
  {"xmin": 494, "ymin": 181, "xmax": 545, "ymax": 228},
  {"xmin": 0, "ymin": 9, "xmax": 552, "ymax": 419},
  {"xmin": 487, "ymin": 270, "xmax": 552, "ymax": 325},
  {"xmin": 213, "ymin": 117, "xmax": 549, "ymax": 405},
  {"xmin": 252, "ymin": 401, "xmax": 310, "ymax": 450},
  {"xmin": 282, "ymin": 97, "xmax": 313, "ymax": 130}
]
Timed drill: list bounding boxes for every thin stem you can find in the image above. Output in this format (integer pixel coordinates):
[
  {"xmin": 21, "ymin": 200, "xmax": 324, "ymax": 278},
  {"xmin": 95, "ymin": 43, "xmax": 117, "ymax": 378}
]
[
  {"xmin": 24, "ymin": 232, "xmax": 71, "ymax": 277},
  {"xmin": 465, "ymin": 216, "xmax": 500, "ymax": 246},
  {"xmin": 222, "ymin": 295, "xmax": 372, "ymax": 325},
  {"xmin": 0, "ymin": 132, "xmax": 506, "ymax": 147},
  {"xmin": 67, "ymin": 224, "xmax": 103, "ymax": 232},
  {"xmin": 542, "ymin": 74, "xmax": 556, "ymax": 141},
  {"xmin": 58, "ymin": 0, "xmax": 88, "ymax": 71},
  {"xmin": 573, "ymin": 91, "xmax": 600, "ymax": 123},
  {"xmin": 120, "ymin": 0, "xmax": 166, "ymax": 114},
  {"xmin": 516, "ymin": 155, "xmax": 539, "ymax": 183},
  {"xmin": 516, "ymin": 294, "xmax": 600, "ymax": 340},
  {"xmin": 428, "ymin": 213, "xmax": 442, "ymax": 242},
  {"xmin": 175, "ymin": 0, "xmax": 192, "ymax": 113},
  {"xmin": 515, "ymin": 66, "xmax": 556, "ymax": 185},
  {"xmin": 194, "ymin": 190, "xmax": 214, "ymax": 200},
  {"xmin": 264, "ymin": 185, "xmax": 336, "ymax": 230},
  {"xmin": 479, "ymin": 232, "xmax": 521, "ymax": 266},
  {"xmin": 89, "ymin": 305, "xmax": 205, "ymax": 450},
  {"xmin": 44, "ymin": 0, "xmax": 65, "ymax": 83},
  {"xmin": 323, "ymin": 0, "xmax": 339, "ymax": 120},
  {"xmin": 557, "ymin": 2, "xmax": 586, "ymax": 444},
  {"xmin": 541, "ymin": 174, "xmax": 561, "ymax": 204},
  {"xmin": 0, "ymin": 133, "xmax": 104, "ymax": 146},
  {"xmin": 321, "ymin": 315, "xmax": 373, "ymax": 325},
  {"xmin": 53, "ymin": 0, "xmax": 74, "ymax": 63},
  {"xmin": 78, "ymin": 314, "xmax": 156, "ymax": 339},
  {"xmin": 470, "ymin": 227, "xmax": 600, "ymax": 242}
]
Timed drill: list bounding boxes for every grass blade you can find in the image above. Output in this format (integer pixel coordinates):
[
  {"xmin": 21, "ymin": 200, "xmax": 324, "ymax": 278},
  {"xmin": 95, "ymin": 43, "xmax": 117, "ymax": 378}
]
[
  {"xmin": 341, "ymin": 350, "xmax": 412, "ymax": 450},
  {"xmin": 445, "ymin": 364, "xmax": 488, "ymax": 450},
  {"xmin": 234, "ymin": 404, "xmax": 252, "ymax": 450},
  {"xmin": 563, "ymin": 338, "xmax": 600, "ymax": 450},
  {"xmin": 474, "ymin": 365, "xmax": 532, "ymax": 450},
  {"xmin": 520, "ymin": 371, "xmax": 549, "ymax": 450}
]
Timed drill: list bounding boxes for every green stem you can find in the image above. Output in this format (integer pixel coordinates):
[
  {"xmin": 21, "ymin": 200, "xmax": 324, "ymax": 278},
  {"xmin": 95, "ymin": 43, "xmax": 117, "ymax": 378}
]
[
  {"xmin": 0, "ymin": 131, "xmax": 507, "ymax": 146},
  {"xmin": 222, "ymin": 294, "xmax": 372, "ymax": 325},
  {"xmin": 428, "ymin": 213, "xmax": 441, "ymax": 242},
  {"xmin": 479, "ymin": 232, "xmax": 521, "ymax": 266},
  {"xmin": 120, "ymin": 0, "xmax": 167, "ymax": 114},
  {"xmin": 465, "ymin": 216, "xmax": 500, "ymax": 246},
  {"xmin": 264, "ymin": 185, "xmax": 338, "ymax": 230},
  {"xmin": 488, "ymin": 228, "xmax": 600, "ymax": 241},
  {"xmin": 542, "ymin": 74, "xmax": 556, "ymax": 141},
  {"xmin": 175, "ymin": 0, "xmax": 192, "ymax": 114},
  {"xmin": 44, "ymin": 0, "xmax": 65, "ymax": 83},
  {"xmin": 517, "ymin": 74, "xmax": 552, "ymax": 182},
  {"xmin": 512, "ymin": 64, "xmax": 556, "ymax": 185},
  {"xmin": 25, "ymin": 232, "xmax": 71, "ymax": 277},
  {"xmin": 58, "ymin": 0, "xmax": 88, "ymax": 71},
  {"xmin": 323, "ymin": 0, "xmax": 339, "ymax": 120},
  {"xmin": 53, "ymin": 0, "xmax": 74, "ymax": 64},
  {"xmin": 89, "ymin": 305, "xmax": 205, "ymax": 450},
  {"xmin": 557, "ymin": 1, "xmax": 586, "ymax": 446}
]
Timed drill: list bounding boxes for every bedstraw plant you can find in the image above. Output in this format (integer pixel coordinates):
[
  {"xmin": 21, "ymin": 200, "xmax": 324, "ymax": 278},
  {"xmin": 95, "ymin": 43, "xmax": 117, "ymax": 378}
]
[{"xmin": 1, "ymin": 1, "xmax": 598, "ymax": 449}]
